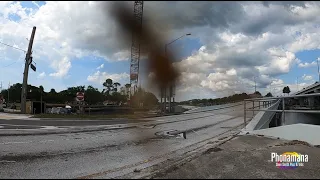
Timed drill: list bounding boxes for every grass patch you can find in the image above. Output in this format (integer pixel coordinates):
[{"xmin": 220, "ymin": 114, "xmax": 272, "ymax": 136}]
[{"xmin": 31, "ymin": 113, "xmax": 160, "ymax": 120}]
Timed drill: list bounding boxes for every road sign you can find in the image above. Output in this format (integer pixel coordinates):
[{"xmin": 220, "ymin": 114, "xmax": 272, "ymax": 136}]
[
  {"xmin": 30, "ymin": 63, "xmax": 36, "ymax": 72},
  {"xmin": 76, "ymin": 92, "xmax": 85, "ymax": 101}
]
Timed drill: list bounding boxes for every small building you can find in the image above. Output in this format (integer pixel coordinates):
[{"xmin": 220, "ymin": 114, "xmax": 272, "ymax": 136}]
[{"xmin": 26, "ymin": 100, "xmax": 46, "ymax": 114}]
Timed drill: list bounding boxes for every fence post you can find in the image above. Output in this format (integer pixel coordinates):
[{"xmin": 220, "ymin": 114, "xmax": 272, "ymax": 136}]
[
  {"xmin": 244, "ymin": 100, "xmax": 246, "ymax": 128},
  {"xmin": 259, "ymin": 101, "xmax": 261, "ymax": 109},
  {"xmin": 252, "ymin": 100, "xmax": 254, "ymax": 117}
]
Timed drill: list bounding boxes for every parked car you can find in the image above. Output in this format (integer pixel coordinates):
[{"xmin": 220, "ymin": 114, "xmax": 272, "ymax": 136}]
[
  {"xmin": 50, "ymin": 107, "xmax": 60, "ymax": 114},
  {"xmin": 58, "ymin": 108, "xmax": 68, "ymax": 114}
]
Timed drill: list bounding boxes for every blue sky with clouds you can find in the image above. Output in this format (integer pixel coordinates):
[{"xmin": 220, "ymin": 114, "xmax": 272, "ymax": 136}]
[{"xmin": 1, "ymin": 1, "xmax": 320, "ymax": 101}]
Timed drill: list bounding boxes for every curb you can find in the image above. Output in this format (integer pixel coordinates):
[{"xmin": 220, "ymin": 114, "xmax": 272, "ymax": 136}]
[{"xmin": 0, "ymin": 124, "xmax": 138, "ymax": 136}]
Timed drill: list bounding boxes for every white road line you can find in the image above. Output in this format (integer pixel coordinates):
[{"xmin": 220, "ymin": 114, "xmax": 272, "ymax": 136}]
[
  {"xmin": 0, "ymin": 141, "xmax": 33, "ymax": 145},
  {"xmin": 0, "ymin": 160, "xmax": 16, "ymax": 163},
  {"xmin": 0, "ymin": 124, "xmax": 41, "ymax": 127}
]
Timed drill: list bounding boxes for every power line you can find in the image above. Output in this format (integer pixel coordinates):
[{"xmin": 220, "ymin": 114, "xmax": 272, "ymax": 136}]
[
  {"xmin": 0, "ymin": 41, "xmax": 27, "ymax": 53},
  {"xmin": 1, "ymin": 51, "xmax": 25, "ymax": 68}
]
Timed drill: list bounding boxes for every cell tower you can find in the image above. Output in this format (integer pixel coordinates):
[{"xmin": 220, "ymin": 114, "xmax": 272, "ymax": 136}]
[{"xmin": 130, "ymin": 1, "xmax": 144, "ymax": 96}]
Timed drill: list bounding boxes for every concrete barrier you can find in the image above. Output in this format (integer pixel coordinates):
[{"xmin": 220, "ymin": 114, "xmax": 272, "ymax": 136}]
[{"xmin": 243, "ymin": 100, "xmax": 281, "ymax": 132}]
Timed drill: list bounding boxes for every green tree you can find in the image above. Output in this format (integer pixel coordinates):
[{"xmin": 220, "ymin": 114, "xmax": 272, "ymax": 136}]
[
  {"xmin": 283, "ymin": 86, "xmax": 291, "ymax": 96},
  {"xmin": 265, "ymin": 92, "xmax": 273, "ymax": 97},
  {"xmin": 130, "ymin": 88, "xmax": 159, "ymax": 108},
  {"xmin": 286, "ymin": 86, "xmax": 291, "ymax": 95},
  {"xmin": 39, "ymin": 86, "xmax": 44, "ymax": 93},
  {"xmin": 254, "ymin": 91, "xmax": 262, "ymax": 96},
  {"xmin": 113, "ymin": 82, "xmax": 121, "ymax": 92},
  {"xmin": 103, "ymin": 79, "xmax": 113, "ymax": 95},
  {"xmin": 85, "ymin": 85, "xmax": 104, "ymax": 105},
  {"xmin": 50, "ymin": 88, "xmax": 57, "ymax": 94},
  {"xmin": 125, "ymin": 83, "xmax": 131, "ymax": 97}
]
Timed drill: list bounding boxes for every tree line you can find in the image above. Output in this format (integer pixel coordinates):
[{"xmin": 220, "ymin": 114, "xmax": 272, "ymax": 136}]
[
  {"xmin": 0, "ymin": 78, "xmax": 159, "ymax": 108},
  {"xmin": 178, "ymin": 91, "xmax": 273, "ymax": 107}
]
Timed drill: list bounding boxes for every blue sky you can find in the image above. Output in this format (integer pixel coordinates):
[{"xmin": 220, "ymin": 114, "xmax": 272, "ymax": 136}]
[
  {"xmin": 278, "ymin": 49, "xmax": 320, "ymax": 85},
  {"xmin": 1, "ymin": 1, "xmax": 320, "ymax": 101}
]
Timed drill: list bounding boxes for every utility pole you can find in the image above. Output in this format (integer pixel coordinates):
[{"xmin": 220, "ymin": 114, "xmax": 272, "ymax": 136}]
[
  {"xmin": 296, "ymin": 77, "xmax": 299, "ymax": 92},
  {"xmin": 40, "ymin": 89, "xmax": 42, "ymax": 114},
  {"xmin": 21, "ymin": 26, "xmax": 36, "ymax": 114},
  {"xmin": 165, "ymin": 45, "xmax": 169, "ymax": 114},
  {"xmin": 317, "ymin": 58, "xmax": 320, "ymax": 82},
  {"xmin": 8, "ymin": 82, "xmax": 10, "ymax": 104},
  {"xmin": 254, "ymin": 76, "xmax": 257, "ymax": 92},
  {"xmin": 163, "ymin": 33, "xmax": 191, "ymax": 114},
  {"xmin": 269, "ymin": 84, "xmax": 272, "ymax": 94}
]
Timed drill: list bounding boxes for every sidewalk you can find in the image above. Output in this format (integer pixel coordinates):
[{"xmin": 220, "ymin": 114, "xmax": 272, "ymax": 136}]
[
  {"xmin": 0, "ymin": 112, "xmax": 32, "ymax": 120},
  {"xmin": 153, "ymin": 135, "xmax": 320, "ymax": 179}
]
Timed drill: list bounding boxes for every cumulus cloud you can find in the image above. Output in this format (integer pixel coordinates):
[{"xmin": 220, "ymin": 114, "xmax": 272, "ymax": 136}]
[
  {"xmin": 298, "ymin": 61, "xmax": 317, "ymax": 68},
  {"xmin": 49, "ymin": 57, "xmax": 71, "ymax": 78},
  {"xmin": 2, "ymin": 1, "xmax": 320, "ymax": 100},
  {"xmin": 87, "ymin": 71, "xmax": 129, "ymax": 85},
  {"xmin": 0, "ymin": 1, "xmax": 133, "ymax": 80},
  {"xmin": 302, "ymin": 74, "xmax": 313, "ymax": 81}
]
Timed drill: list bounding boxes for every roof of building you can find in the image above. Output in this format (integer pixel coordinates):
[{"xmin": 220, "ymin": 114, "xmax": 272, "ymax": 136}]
[{"xmin": 293, "ymin": 82, "xmax": 320, "ymax": 95}]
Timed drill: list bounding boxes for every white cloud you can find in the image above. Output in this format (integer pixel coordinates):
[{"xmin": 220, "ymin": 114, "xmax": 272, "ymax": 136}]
[
  {"xmin": 302, "ymin": 74, "xmax": 313, "ymax": 81},
  {"xmin": 49, "ymin": 57, "xmax": 71, "ymax": 78},
  {"xmin": 96, "ymin": 63, "xmax": 104, "ymax": 70},
  {"xmin": 87, "ymin": 70, "xmax": 129, "ymax": 85},
  {"xmin": 2, "ymin": 1, "xmax": 320, "ymax": 100},
  {"xmin": 37, "ymin": 72, "xmax": 46, "ymax": 79},
  {"xmin": 298, "ymin": 61, "xmax": 317, "ymax": 68}
]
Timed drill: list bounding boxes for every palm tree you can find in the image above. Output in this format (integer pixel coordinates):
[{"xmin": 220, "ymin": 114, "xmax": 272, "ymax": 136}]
[
  {"xmin": 103, "ymin": 78, "xmax": 113, "ymax": 95},
  {"xmin": 113, "ymin": 82, "xmax": 121, "ymax": 92}
]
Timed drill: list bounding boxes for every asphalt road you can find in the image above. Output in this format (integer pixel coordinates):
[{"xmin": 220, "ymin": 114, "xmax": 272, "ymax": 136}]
[
  {"xmin": 0, "ymin": 102, "xmax": 251, "ymax": 130},
  {"xmin": 0, "ymin": 102, "xmax": 256, "ymax": 179}
]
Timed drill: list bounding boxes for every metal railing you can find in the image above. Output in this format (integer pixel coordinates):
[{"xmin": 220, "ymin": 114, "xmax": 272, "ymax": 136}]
[{"xmin": 243, "ymin": 93, "xmax": 320, "ymax": 128}]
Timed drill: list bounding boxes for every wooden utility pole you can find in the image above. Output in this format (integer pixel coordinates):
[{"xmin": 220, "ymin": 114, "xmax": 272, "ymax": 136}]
[
  {"xmin": 8, "ymin": 82, "xmax": 10, "ymax": 104},
  {"xmin": 21, "ymin": 26, "xmax": 36, "ymax": 114},
  {"xmin": 254, "ymin": 76, "xmax": 257, "ymax": 93}
]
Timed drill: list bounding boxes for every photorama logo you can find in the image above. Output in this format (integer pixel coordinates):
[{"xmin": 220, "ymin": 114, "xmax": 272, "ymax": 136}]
[{"xmin": 271, "ymin": 152, "xmax": 308, "ymax": 169}]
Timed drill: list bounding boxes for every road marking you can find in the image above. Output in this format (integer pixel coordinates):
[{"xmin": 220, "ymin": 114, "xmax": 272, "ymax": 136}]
[
  {"xmin": 0, "ymin": 124, "xmax": 41, "ymax": 127},
  {"xmin": 0, "ymin": 141, "xmax": 33, "ymax": 145},
  {"xmin": 0, "ymin": 160, "xmax": 16, "ymax": 163}
]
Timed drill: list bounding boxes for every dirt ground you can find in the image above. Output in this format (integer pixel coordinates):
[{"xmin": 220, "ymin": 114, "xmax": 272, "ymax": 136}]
[{"xmin": 153, "ymin": 135, "xmax": 320, "ymax": 179}]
